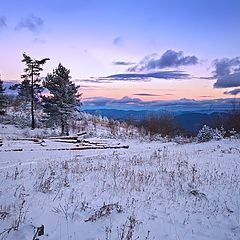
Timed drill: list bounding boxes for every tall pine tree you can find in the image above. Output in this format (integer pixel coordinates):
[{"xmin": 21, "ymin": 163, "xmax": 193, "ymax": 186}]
[
  {"xmin": 42, "ymin": 63, "xmax": 81, "ymax": 135},
  {"xmin": 20, "ymin": 53, "xmax": 50, "ymax": 129}
]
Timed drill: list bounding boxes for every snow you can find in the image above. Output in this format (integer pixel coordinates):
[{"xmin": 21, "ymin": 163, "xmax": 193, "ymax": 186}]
[{"xmin": 0, "ymin": 124, "xmax": 240, "ymax": 240}]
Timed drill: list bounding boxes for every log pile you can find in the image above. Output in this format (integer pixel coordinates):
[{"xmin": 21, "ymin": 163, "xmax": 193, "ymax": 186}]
[{"xmin": 0, "ymin": 134, "xmax": 129, "ymax": 152}]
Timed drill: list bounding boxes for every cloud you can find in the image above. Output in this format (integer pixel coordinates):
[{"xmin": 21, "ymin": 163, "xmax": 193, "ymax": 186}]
[
  {"xmin": 224, "ymin": 88, "xmax": 240, "ymax": 96},
  {"xmin": 133, "ymin": 93, "xmax": 174, "ymax": 97},
  {"xmin": 83, "ymin": 96, "xmax": 144, "ymax": 109},
  {"xmin": 114, "ymin": 96, "xmax": 142, "ymax": 104},
  {"xmin": 83, "ymin": 96, "xmax": 239, "ymax": 112},
  {"xmin": 194, "ymin": 76, "xmax": 214, "ymax": 80},
  {"xmin": 113, "ymin": 61, "xmax": 135, "ymax": 66},
  {"xmin": 0, "ymin": 16, "xmax": 7, "ymax": 29},
  {"xmin": 15, "ymin": 15, "xmax": 44, "ymax": 32},
  {"xmin": 133, "ymin": 93, "xmax": 161, "ymax": 97},
  {"xmin": 113, "ymin": 36, "xmax": 123, "ymax": 46},
  {"xmin": 213, "ymin": 57, "xmax": 240, "ymax": 88},
  {"xmin": 199, "ymin": 95, "xmax": 214, "ymax": 98},
  {"xmin": 84, "ymin": 96, "xmax": 113, "ymax": 106},
  {"xmin": 75, "ymin": 71, "xmax": 191, "ymax": 84},
  {"xmin": 106, "ymin": 71, "xmax": 191, "ymax": 81},
  {"xmin": 85, "ymin": 96, "xmax": 142, "ymax": 106},
  {"xmin": 74, "ymin": 78, "xmax": 112, "ymax": 84},
  {"xmin": 214, "ymin": 72, "xmax": 240, "ymax": 88},
  {"xmin": 128, "ymin": 50, "xmax": 199, "ymax": 72}
]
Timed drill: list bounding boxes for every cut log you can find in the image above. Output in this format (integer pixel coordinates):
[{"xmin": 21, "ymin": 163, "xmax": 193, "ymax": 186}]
[
  {"xmin": 12, "ymin": 138, "xmax": 44, "ymax": 143},
  {"xmin": 45, "ymin": 145, "xmax": 129, "ymax": 151},
  {"xmin": 77, "ymin": 131, "xmax": 87, "ymax": 136},
  {"xmin": 0, "ymin": 145, "xmax": 129, "ymax": 152},
  {"xmin": 51, "ymin": 139, "xmax": 78, "ymax": 144},
  {"xmin": 82, "ymin": 140, "xmax": 109, "ymax": 145},
  {"xmin": 1, "ymin": 149, "xmax": 23, "ymax": 152},
  {"xmin": 48, "ymin": 136, "xmax": 78, "ymax": 140}
]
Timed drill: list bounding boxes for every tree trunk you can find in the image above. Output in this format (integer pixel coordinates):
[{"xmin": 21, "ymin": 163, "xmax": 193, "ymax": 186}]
[
  {"xmin": 31, "ymin": 64, "xmax": 35, "ymax": 129},
  {"xmin": 61, "ymin": 116, "xmax": 65, "ymax": 136},
  {"xmin": 66, "ymin": 121, "xmax": 69, "ymax": 136}
]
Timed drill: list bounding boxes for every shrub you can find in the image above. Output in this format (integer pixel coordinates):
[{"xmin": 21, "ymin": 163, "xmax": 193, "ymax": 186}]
[
  {"xmin": 140, "ymin": 113, "xmax": 184, "ymax": 137},
  {"xmin": 197, "ymin": 125, "xmax": 224, "ymax": 142}
]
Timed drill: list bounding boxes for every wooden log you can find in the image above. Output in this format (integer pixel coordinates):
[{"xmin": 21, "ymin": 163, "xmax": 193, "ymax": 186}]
[
  {"xmin": 0, "ymin": 145, "xmax": 129, "ymax": 152},
  {"xmin": 12, "ymin": 138, "xmax": 44, "ymax": 143},
  {"xmin": 48, "ymin": 136, "xmax": 79, "ymax": 141},
  {"xmin": 45, "ymin": 145, "xmax": 129, "ymax": 151},
  {"xmin": 82, "ymin": 140, "xmax": 109, "ymax": 145},
  {"xmin": 51, "ymin": 139, "xmax": 78, "ymax": 144},
  {"xmin": 77, "ymin": 131, "xmax": 87, "ymax": 136},
  {"xmin": 0, "ymin": 149, "xmax": 23, "ymax": 152}
]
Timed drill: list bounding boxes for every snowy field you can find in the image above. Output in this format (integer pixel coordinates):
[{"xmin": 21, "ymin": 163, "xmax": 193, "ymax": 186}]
[{"xmin": 0, "ymin": 125, "xmax": 240, "ymax": 240}]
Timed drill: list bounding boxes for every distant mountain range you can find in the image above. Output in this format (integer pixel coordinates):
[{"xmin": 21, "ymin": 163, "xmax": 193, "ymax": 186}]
[{"xmin": 83, "ymin": 109, "xmax": 230, "ymax": 134}]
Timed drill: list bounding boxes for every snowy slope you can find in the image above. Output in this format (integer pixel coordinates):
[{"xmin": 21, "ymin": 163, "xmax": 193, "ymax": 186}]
[{"xmin": 0, "ymin": 124, "xmax": 240, "ymax": 240}]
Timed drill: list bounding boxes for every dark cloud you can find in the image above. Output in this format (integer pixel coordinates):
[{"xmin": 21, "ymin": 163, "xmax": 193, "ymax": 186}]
[
  {"xmin": 194, "ymin": 76, "xmax": 214, "ymax": 80},
  {"xmin": 133, "ymin": 93, "xmax": 174, "ymax": 97},
  {"xmin": 0, "ymin": 16, "xmax": 7, "ymax": 29},
  {"xmin": 74, "ymin": 78, "xmax": 112, "ymax": 84},
  {"xmin": 133, "ymin": 93, "xmax": 161, "ymax": 97},
  {"xmin": 113, "ymin": 61, "xmax": 135, "ymax": 66},
  {"xmin": 74, "ymin": 71, "xmax": 190, "ymax": 84},
  {"xmin": 213, "ymin": 57, "xmax": 240, "ymax": 88},
  {"xmin": 214, "ymin": 72, "xmax": 240, "ymax": 88},
  {"xmin": 107, "ymin": 71, "xmax": 191, "ymax": 81},
  {"xmin": 224, "ymin": 88, "xmax": 240, "ymax": 95},
  {"xmin": 15, "ymin": 15, "xmax": 44, "ymax": 32},
  {"xmin": 113, "ymin": 36, "xmax": 123, "ymax": 46},
  {"xmin": 128, "ymin": 50, "xmax": 199, "ymax": 72},
  {"xmin": 199, "ymin": 95, "xmax": 214, "ymax": 98}
]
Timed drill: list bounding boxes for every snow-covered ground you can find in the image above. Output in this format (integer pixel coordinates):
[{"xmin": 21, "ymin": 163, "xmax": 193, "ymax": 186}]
[{"xmin": 0, "ymin": 124, "xmax": 240, "ymax": 240}]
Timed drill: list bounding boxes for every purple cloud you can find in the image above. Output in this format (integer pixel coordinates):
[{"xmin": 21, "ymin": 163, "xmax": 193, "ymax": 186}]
[
  {"xmin": 15, "ymin": 15, "xmax": 44, "ymax": 33},
  {"xmin": 213, "ymin": 57, "xmax": 240, "ymax": 88},
  {"xmin": 128, "ymin": 50, "xmax": 199, "ymax": 72},
  {"xmin": 224, "ymin": 88, "xmax": 240, "ymax": 95}
]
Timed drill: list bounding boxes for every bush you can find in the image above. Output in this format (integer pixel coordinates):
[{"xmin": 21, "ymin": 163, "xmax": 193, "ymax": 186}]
[
  {"xmin": 139, "ymin": 113, "xmax": 184, "ymax": 137},
  {"xmin": 197, "ymin": 125, "xmax": 225, "ymax": 142}
]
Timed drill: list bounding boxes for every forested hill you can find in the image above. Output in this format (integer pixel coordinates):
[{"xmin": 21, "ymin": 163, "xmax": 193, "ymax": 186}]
[{"xmin": 84, "ymin": 109, "xmax": 230, "ymax": 134}]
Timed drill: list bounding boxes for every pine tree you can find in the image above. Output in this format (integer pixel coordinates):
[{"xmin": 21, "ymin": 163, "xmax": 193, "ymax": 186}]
[
  {"xmin": 42, "ymin": 63, "xmax": 81, "ymax": 135},
  {"xmin": 0, "ymin": 79, "xmax": 7, "ymax": 115},
  {"xmin": 17, "ymin": 79, "xmax": 32, "ymax": 103},
  {"xmin": 20, "ymin": 53, "xmax": 50, "ymax": 129},
  {"xmin": 197, "ymin": 125, "xmax": 213, "ymax": 142}
]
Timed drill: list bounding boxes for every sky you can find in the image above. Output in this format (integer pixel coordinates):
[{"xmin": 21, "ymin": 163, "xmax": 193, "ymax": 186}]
[{"xmin": 0, "ymin": 0, "xmax": 240, "ymax": 110}]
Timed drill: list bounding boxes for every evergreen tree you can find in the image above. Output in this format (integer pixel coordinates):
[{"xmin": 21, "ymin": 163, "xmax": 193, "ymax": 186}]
[
  {"xmin": 42, "ymin": 63, "xmax": 81, "ymax": 135},
  {"xmin": 20, "ymin": 53, "xmax": 50, "ymax": 129},
  {"xmin": 17, "ymin": 79, "xmax": 32, "ymax": 103},
  {"xmin": 0, "ymin": 79, "xmax": 7, "ymax": 115}
]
